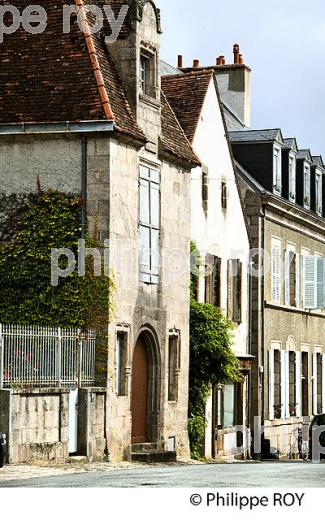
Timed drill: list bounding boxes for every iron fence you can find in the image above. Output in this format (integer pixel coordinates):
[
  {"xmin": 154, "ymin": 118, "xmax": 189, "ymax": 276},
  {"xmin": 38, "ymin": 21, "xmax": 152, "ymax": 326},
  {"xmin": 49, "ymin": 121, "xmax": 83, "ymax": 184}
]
[{"xmin": 0, "ymin": 324, "xmax": 96, "ymax": 388}]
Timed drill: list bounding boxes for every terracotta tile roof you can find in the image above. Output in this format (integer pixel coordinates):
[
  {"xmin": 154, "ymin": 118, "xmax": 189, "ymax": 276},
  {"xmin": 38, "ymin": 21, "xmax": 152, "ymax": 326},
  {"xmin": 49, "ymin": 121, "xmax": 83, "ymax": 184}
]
[
  {"xmin": 160, "ymin": 92, "xmax": 200, "ymax": 167},
  {"xmin": 0, "ymin": 0, "xmax": 145, "ymax": 142},
  {"xmin": 0, "ymin": 0, "xmax": 197, "ymax": 166},
  {"xmin": 161, "ymin": 70, "xmax": 213, "ymax": 143}
]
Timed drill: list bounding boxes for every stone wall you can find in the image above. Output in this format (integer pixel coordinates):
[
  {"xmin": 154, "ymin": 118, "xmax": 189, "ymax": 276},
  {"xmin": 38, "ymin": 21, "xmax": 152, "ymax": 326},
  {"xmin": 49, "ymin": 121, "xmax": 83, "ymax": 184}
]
[
  {"xmin": 78, "ymin": 388, "xmax": 107, "ymax": 462},
  {"xmin": 0, "ymin": 388, "xmax": 69, "ymax": 464}
]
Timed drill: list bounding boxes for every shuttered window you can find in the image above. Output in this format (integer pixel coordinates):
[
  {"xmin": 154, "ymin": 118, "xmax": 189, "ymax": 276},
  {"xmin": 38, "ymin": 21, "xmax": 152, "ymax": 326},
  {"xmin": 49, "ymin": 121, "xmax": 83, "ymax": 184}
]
[
  {"xmin": 317, "ymin": 257, "xmax": 325, "ymax": 310},
  {"xmin": 304, "ymin": 164, "xmax": 311, "ymax": 208},
  {"xmin": 273, "ymin": 146, "xmax": 282, "ymax": 195},
  {"xmin": 316, "ymin": 171, "xmax": 322, "ymax": 215},
  {"xmin": 271, "ymin": 240, "xmax": 281, "ymax": 303},
  {"xmin": 205, "ymin": 254, "xmax": 221, "ymax": 307},
  {"xmin": 227, "ymin": 259, "xmax": 242, "ymax": 323},
  {"xmin": 281, "ymin": 350, "xmax": 290, "ymax": 419},
  {"xmin": 115, "ymin": 332, "xmax": 127, "ymax": 396},
  {"xmin": 268, "ymin": 349, "xmax": 275, "ymax": 420},
  {"xmin": 313, "ymin": 353, "xmax": 318, "ymax": 416},
  {"xmin": 295, "ymin": 352, "xmax": 302, "ymax": 418},
  {"xmin": 303, "ymin": 256, "xmax": 317, "ymax": 309},
  {"xmin": 139, "ymin": 165, "xmax": 160, "ymax": 284}
]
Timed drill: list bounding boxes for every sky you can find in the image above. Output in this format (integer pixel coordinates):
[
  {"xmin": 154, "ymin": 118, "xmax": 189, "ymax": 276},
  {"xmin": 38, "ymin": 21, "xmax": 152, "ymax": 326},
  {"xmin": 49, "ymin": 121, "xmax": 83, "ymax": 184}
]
[{"xmin": 158, "ymin": 0, "xmax": 325, "ymax": 156}]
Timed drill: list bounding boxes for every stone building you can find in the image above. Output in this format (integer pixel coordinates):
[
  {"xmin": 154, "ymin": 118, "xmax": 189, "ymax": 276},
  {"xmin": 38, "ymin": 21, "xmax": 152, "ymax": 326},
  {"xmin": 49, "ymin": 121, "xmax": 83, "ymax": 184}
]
[
  {"xmin": 230, "ymin": 129, "xmax": 325, "ymax": 457},
  {"xmin": 0, "ymin": 0, "xmax": 199, "ymax": 462},
  {"xmin": 161, "ymin": 67, "xmax": 252, "ymax": 459}
]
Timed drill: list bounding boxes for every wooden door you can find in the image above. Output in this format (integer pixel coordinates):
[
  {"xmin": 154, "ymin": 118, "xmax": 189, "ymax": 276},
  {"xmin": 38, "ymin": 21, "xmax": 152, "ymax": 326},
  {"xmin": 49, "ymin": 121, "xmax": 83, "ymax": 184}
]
[{"xmin": 131, "ymin": 337, "xmax": 149, "ymax": 443}]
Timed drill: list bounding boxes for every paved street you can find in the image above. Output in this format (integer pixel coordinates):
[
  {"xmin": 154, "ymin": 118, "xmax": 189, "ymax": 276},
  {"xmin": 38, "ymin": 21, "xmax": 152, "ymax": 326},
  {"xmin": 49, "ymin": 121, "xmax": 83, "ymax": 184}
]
[{"xmin": 0, "ymin": 461, "xmax": 324, "ymax": 487}]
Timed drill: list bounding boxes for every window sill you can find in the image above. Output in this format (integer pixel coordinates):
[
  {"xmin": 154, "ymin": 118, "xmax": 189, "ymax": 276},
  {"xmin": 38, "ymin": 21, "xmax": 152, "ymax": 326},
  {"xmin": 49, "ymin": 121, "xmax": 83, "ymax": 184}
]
[
  {"xmin": 139, "ymin": 94, "xmax": 160, "ymax": 109},
  {"xmin": 265, "ymin": 301, "xmax": 325, "ymax": 318}
]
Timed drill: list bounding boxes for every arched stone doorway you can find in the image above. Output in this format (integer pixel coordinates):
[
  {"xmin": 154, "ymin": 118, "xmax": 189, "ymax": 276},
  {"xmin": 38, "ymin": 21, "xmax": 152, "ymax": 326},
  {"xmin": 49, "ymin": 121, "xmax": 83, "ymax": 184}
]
[{"xmin": 131, "ymin": 329, "xmax": 161, "ymax": 444}]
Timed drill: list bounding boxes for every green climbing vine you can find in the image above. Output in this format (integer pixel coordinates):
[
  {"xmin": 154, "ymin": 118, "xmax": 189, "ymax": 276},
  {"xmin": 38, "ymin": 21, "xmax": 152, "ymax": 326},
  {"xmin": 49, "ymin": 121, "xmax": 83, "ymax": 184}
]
[
  {"xmin": 0, "ymin": 190, "xmax": 114, "ymax": 330},
  {"xmin": 188, "ymin": 242, "xmax": 242, "ymax": 459}
]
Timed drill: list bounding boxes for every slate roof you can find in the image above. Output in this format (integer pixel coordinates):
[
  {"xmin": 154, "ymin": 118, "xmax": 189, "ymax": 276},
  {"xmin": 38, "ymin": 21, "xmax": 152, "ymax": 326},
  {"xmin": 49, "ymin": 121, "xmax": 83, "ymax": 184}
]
[
  {"xmin": 283, "ymin": 138, "xmax": 298, "ymax": 152},
  {"xmin": 229, "ymin": 129, "xmax": 284, "ymax": 144},
  {"xmin": 161, "ymin": 70, "xmax": 214, "ymax": 143},
  {"xmin": 160, "ymin": 60, "xmax": 182, "ymax": 76},
  {"xmin": 297, "ymin": 149, "xmax": 313, "ymax": 161},
  {"xmin": 312, "ymin": 156, "xmax": 325, "ymax": 169}
]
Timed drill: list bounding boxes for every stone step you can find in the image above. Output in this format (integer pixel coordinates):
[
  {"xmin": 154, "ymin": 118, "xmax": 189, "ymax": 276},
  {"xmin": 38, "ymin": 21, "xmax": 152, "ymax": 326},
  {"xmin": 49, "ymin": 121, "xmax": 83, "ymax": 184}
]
[
  {"xmin": 68, "ymin": 455, "xmax": 88, "ymax": 464},
  {"xmin": 131, "ymin": 442, "xmax": 162, "ymax": 453},
  {"xmin": 131, "ymin": 451, "xmax": 177, "ymax": 463}
]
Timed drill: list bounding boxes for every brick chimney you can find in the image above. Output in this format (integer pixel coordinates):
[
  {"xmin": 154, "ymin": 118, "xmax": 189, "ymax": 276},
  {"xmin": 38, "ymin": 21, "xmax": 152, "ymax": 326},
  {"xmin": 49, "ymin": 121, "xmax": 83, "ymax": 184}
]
[
  {"xmin": 178, "ymin": 55, "xmax": 183, "ymax": 68},
  {"xmin": 193, "ymin": 59, "xmax": 200, "ymax": 68}
]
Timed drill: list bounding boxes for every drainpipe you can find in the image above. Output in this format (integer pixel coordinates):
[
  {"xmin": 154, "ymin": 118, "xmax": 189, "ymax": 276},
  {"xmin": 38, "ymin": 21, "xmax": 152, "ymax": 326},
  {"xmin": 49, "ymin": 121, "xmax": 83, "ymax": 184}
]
[{"xmin": 81, "ymin": 136, "xmax": 88, "ymax": 240}]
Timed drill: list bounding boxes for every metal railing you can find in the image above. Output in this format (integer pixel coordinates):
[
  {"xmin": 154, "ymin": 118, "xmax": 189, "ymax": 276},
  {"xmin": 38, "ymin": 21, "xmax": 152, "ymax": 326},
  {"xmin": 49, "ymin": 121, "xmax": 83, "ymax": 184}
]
[{"xmin": 0, "ymin": 324, "xmax": 96, "ymax": 388}]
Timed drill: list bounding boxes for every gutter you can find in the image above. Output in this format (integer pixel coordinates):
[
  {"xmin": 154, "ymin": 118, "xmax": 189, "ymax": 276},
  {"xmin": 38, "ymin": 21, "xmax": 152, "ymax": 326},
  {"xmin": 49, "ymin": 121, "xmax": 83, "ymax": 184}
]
[
  {"xmin": 81, "ymin": 136, "xmax": 88, "ymax": 240},
  {"xmin": 0, "ymin": 121, "xmax": 114, "ymax": 135}
]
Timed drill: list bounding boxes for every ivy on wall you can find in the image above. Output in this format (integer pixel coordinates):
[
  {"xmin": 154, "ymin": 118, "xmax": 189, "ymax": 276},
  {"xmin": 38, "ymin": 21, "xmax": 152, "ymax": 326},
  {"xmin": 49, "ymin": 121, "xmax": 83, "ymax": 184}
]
[
  {"xmin": 188, "ymin": 242, "xmax": 242, "ymax": 460},
  {"xmin": 0, "ymin": 190, "xmax": 114, "ymax": 330}
]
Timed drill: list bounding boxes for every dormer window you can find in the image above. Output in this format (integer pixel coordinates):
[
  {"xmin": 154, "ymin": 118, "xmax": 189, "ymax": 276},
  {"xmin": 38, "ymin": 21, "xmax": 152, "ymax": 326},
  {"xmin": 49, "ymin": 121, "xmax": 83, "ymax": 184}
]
[
  {"xmin": 316, "ymin": 170, "xmax": 322, "ymax": 216},
  {"xmin": 273, "ymin": 146, "xmax": 282, "ymax": 195},
  {"xmin": 304, "ymin": 163, "xmax": 311, "ymax": 209},
  {"xmin": 289, "ymin": 153, "xmax": 296, "ymax": 202},
  {"xmin": 140, "ymin": 50, "xmax": 157, "ymax": 98}
]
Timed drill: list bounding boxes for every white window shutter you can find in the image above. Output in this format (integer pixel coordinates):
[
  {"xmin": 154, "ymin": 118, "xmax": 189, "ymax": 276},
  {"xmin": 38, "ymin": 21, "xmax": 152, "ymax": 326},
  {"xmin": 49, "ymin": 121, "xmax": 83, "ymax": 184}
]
[
  {"xmin": 284, "ymin": 250, "xmax": 290, "ymax": 305},
  {"xmin": 272, "ymin": 245, "xmax": 281, "ymax": 303},
  {"xmin": 268, "ymin": 349, "xmax": 275, "ymax": 420},
  {"xmin": 322, "ymin": 354, "xmax": 325, "ymax": 414},
  {"xmin": 317, "ymin": 257, "xmax": 325, "ymax": 310},
  {"xmin": 303, "ymin": 256, "xmax": 317, "ymax": 309},
  {"xmin": 295, "ymin": 352, "xmax": 302, "ymax": 417},
  {"xmin": 313, "ymin": 353, "xmax": 318, "ymax": 416},
  {"xmin": 295, "ymin": 253, "xmax": 300, "ymax": 307}
]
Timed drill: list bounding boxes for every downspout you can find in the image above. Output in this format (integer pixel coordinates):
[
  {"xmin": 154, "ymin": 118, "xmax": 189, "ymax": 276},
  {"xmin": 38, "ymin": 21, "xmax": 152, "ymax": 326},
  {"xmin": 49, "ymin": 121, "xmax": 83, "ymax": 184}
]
[
  {"xmin": 248, "ymin": 260, "xmax": 253, "ymax": 458},
  {"xmin": 260, "ymin": 205, "xmax": 266, "ymax": 453},
  {"xmin": 81, "ymin": 136, "xmax": 88, "ymax": 240}
]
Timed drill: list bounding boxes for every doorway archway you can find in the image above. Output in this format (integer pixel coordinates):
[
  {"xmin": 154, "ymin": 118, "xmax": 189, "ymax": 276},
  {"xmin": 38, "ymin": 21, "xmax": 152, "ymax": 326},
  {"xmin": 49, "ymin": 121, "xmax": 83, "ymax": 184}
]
[{"xmin": 131, "ymin": 329, "xmax": 161, "ymax": 444}]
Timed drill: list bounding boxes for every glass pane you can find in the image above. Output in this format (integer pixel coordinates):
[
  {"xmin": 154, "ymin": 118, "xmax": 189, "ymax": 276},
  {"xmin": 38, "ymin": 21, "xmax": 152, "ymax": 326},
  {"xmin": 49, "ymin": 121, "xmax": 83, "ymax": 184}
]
[
  {"xmin": 151, "ymin": 228, "xmax": 160, "ymax": 276},
  {"xmin": 139, "ymin": 179, "xmax": 150, "ymax": 225},
  {"xmin": 140, "ymin": 226, "xmax": 150, "ymax": 273},
  {"xmin": 150, "ymin": 169, "xmax": 160, "ymax": 183},
  {"xmin": 223, "ymin": 383, "xmax": 235, "ymax": 428},
  {"xmin": 139, "ymin": 165, "xmax": 150, "ymax": 180},
  {"xmin": 150, "ymin": 184, "xmax": 160, "ymax": 227}
]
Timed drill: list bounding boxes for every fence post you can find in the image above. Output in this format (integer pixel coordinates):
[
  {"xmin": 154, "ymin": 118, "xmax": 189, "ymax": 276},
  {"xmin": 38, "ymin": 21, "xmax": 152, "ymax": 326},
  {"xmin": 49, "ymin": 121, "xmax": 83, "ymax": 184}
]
[
  {"xmin": 57, "ymin": 327, "xmax": 62, "ymax": 387},
  {"xmin": 0, "ymin": 324, "xmax": 3, "ymax": 389},
  {"xmin": 78, "ymin": 337, "xmax": 83, "ymax": 388}
]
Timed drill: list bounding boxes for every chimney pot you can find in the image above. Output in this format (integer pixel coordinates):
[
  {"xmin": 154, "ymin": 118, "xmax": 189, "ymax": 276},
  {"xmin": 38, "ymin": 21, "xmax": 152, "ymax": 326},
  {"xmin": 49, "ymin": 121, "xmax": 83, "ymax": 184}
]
[
  {"xmin": 178, "ymin": 55, "xmax": 183, "ymax": 68},
  {"xmin": 233, "ymin": 43, "xmax": 240, "ymax": 64},
  {"xmin": 239, "ymin": 54, "xmax": 244, "ymax": 64},
  {"xmin": 221, "ymin": 56, "xmax": 226, "ymax": 65},
  {"xmin": 193, "ymin": 59, "xmax": 200, "ymax": 68},
  {"xmin": 216, "ymin": 56, "xmax": 223, "ymax": 66}
]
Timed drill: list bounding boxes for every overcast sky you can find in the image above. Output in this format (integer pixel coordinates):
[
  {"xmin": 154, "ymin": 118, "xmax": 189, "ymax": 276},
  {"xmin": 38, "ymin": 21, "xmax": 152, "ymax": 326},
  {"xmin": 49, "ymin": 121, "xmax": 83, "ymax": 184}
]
[{"xmin": 158, "ymin": 0, "xmax": 325, "ymax": 156}]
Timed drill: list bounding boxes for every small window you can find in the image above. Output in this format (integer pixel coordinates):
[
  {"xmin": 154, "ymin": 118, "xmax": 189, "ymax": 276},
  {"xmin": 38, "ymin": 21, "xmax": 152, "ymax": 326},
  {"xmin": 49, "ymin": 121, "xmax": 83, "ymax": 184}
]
[
  {"xmin": 304, "ymin": 164, "xmax": 311, "ymax": 208},
  {"xmin": 316, "ymin": 171, "xmax": 322, "ymax": 216},
  {"xmin": 168, "ymin": 336, "xmax": 179, "ymax": 402},
  {"xmin": 273, "ymin": 146, "xmax": 282, "ymax": 195},
  {"xmin": 227, "ymin": 259, "xmax": 242, "ymax": 323},
  {"xmin": 289, "ymin": 352, "xmax": 296, "ymax": 417},
  {"xmin": 202, "ymin": 167, "xmax": 208, "ymax": 211},
  {"xmin": 289, "ymin": 154, "xmax": 296, "ymax": 201},
  {"xmin": 115, "ymin": 332, "xmax": 127, "ymax": 396},
  {"xmin": 140, "ymin": 52, "xmax": 156, "ymax": 98},
  {"xmin": 205, "ymin": 254, "xmax": 221, "ymax": 308},
  {"xmin": 285, "ymin": 249, "xmax": 299, "ymax": 307},
  {"xmin": 221, "ymin": 182, "xmax": 227, "ymax": 209},
  {"xmin": 216, "ymin": 383, "xmax": 236, "ymax": 429}
]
